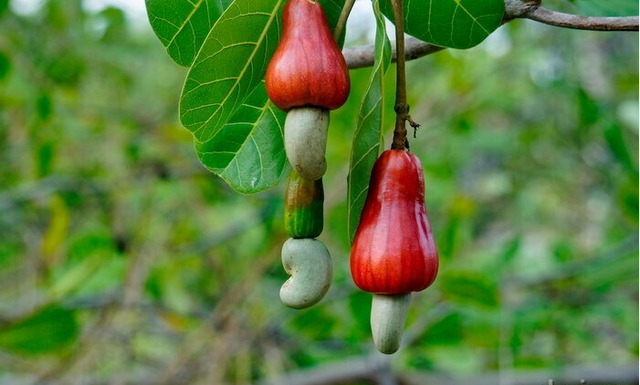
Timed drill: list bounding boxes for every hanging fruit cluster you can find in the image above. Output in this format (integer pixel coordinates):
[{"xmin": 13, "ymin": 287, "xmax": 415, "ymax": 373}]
[
  {"xmin": 266, "ymin": 0, "xmax": 438, "ymax": 355},
  {"xmin": 266, "ymin": 0, "xmax": 349, "ymax": 309}
]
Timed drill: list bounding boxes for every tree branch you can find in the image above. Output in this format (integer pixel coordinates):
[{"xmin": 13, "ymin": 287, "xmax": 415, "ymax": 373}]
[
  {"xmin": 342, "ymin": 1, "xmax": 639, "ymax": 69},
  {"xmin": 344, "ymin": 36, "xmax": 443, "ymax": 70},
  {"xmin": 258, "ymin": 354, "xmax": 392, "ymax": 385},
  {"xmin": 528, "ymin": 7, "xmax": 639, "ymax": 31},
  {"xmin": 256, "ymin": 360, "xmax": 638, "ymax": 385},
  {"xmin": 401, "ymin": 364, "xmax": 640, "ymax": 385}
]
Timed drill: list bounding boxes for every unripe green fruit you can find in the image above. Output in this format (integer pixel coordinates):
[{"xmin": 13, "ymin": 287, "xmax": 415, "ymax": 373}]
[{"xmin": 284, "ymin": 171, "xmax": 324, "ymax": 238}]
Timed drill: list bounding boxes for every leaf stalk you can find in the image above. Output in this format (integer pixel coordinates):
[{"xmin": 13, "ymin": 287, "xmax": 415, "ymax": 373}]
[{"xmin": 333, "ymin": 0, "xmax": 357, "ymax": 43}]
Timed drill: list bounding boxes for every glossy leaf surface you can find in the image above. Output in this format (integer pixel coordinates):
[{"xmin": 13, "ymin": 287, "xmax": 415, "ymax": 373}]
[
  {"xmin": 195, "ymin": 83, "xmax": 287, "ymax": 194},
  {"xmin": 380, "ymin": 0, "xmax": 505, "ymax": 49},
  {"xmin": 180, "ymin": 0, "xmax": 286, "ymax": 144},
  {"xmin": 145, "ymin": 0, "xmax": 233, "ymax": 66},
  {"xmin": 179, "ymin": 0, "xmax": 344, "ymax": 193}
]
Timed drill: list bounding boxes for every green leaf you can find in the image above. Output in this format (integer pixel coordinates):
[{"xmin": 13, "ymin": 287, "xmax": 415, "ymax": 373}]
[
  {"xmin": 575, "ymin": 0, "xmax": 639, "ymax": 17},
  {"xmin": 145, "ymin": 0, "xmax": 233, "ymax": 67},
  {"xmin": 347, "ymin": 0, "xmax": 391, "ymax": 243},
  {"xmin": 422, "ymin": 312, "xmax": 464, "ymax": 345},
  {"xmin": 289, "ymin": 306, "xmax": 337, "ymax": 340},
  {"xmin": 0, "ymin": 307, "xmax": 79, "ymax": 355},
  {"xmin": 182, "ymin": 0, "xmax": 344, "ymax": 192},
  {"xmin": 500, "ymin": 235, "xmax": 521, "ymax": 264},
  {"xmin": 440, "ymin": 271, "xmax": 499, "ymax": 308},
  {"xmin": 45, "ymin": 52, "xmax": 85, "ymax": 87},
  {"xmin": 0, "ymin": 0, "xmax": 7, "ymax": 17},
  {"xmin": 619, "ymin": 178, "xmax": 639, "ymax": 222},
  {"xmin": 318, "ymin": 0, "xmax": 348, "ymax": 34},
  {"xmin": 51, "ymin": 253, "xmax": 106, "ymax": 299},
  {"xmin": 437, "ymin": 216, "xmax": 459, "ymax": 260},
  {"xmin": 0, "ymin": 51, "xmax": 9, "ymax": 81},
  {"xmin": 380, "ymin": 0, "xmax": 505, "ymax": 49},
  {"xmin": 180, "ymin": 0, "xmax": 286, "ymax": 144},
  {"xmin": 604, "ymin": 123, "xmax": 639, "ymax": 177},
  {"xmin": 145, "ymin": 0, "xmax": 343, "ymax": 68},
  {"xmin": 195, "ymin": 83, "xmax": 288, "ymax": 194},
  {"xmin": 52, "ymin": 228, "xmax": 121, "ymax": 298},
  {"xmin": 348, "ymin": 290, "xmax": 372, "ymax": 336}
]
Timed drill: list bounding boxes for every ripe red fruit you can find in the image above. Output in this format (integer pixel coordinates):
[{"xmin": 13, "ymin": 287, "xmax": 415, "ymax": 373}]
[
  {"xmin": 350, "ymin": 150, "xmax": 439, "ymax": 294},
  {"xmin": 265, "ymin": 0, "xmax": 350, "ymax": 111}
]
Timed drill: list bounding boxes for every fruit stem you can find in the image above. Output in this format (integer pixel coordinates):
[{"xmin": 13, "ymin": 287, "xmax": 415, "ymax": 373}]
[
  {"xmin": 333, "ymin": 0, "xmax": 356, "ymax": 43},
  {"xmin": 390, "ymin": 0, "xmax": 410, "ymax": 151}
]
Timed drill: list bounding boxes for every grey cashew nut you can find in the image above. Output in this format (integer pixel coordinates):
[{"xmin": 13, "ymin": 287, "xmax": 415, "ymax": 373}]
[
  {"xmin": 371, "ymin": 293, "xmax": 412, "ymax": 354},
  {"xmin": 280, "ymin": 238, "xmax": 333, "ymax": 309},
  {"xmin": 284, "ymin": 107, "xmax": 329, "ymax": 181}
]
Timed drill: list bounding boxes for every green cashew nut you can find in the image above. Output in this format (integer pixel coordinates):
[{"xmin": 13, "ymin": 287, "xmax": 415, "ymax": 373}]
[
  {"xmin": 371, "ymin": 293, "xmax": 412, "ymax": 354},
  {"xmin": 280, "ymin": 238, "xmax": 332, "ymax": 309},
  {"xmin": 284, "ymin": 107, "xmax": 329, "ymax": 181}
]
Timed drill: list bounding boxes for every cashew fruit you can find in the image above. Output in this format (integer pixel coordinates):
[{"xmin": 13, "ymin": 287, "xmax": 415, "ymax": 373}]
[
  {"xmin": 280, "ymin": 238, "xmax": 332, "ymax": 309},
  {"xmin": 350, "ymin": 149, "xmax": 439, "ymax": 354},
  {"xmin": 371, "ymin": 293, "xmax": 411, "ymax": 354},
  {"xmin": 284, "ymin": 107, "xmax": 329, "ymax": 181},
  {"xmin": 265, "ymin": 0, "xmax": 350, "ymax": 112},
  {"xmin": 285, "ymin": 170, "xmax": 324, "ymax": 238},
  {"xmin": 351, "ymin": 150, "xmax": 439, "ymax": 294}
]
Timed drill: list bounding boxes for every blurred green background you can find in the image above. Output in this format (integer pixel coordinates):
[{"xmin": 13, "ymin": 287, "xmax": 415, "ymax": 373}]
[{"xmin": 0, "ymin": 0, "xmax": 638, "ymax": 384}]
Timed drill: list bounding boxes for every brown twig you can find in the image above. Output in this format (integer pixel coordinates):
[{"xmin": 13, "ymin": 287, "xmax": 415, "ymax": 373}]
[
  {"xmin": 333, "ymin": 0, "xmax": 356, "ymax": 43},
  {"xmin": 390, "ymin": 0, "xmax": 410, "ymax": 151},
  {"xmin": 343, "ymin": 36, "xmax": 443, "ymax": 70},
  {"xmin": 342, "ymin": 1, "xmax": 639, "ymax": 69},
  {"xmin": 528, "ymin": 7, "xmax": 639, "ymax": 31}
]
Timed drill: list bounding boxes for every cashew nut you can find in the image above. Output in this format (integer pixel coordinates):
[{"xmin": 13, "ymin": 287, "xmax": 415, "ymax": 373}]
[
  {"xmin": 284, "ymin": 107, "xmax": 329, "ymax": 181},
  {"xmin": 371, "ymin": 293, "xmax": 412, "ymax": 354},
  {"xmin": 280, "ymin": 238, "xmax": 333, "ymax": 309}
]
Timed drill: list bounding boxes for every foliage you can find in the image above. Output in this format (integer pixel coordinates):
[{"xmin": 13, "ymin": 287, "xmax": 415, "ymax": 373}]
[
  {"xmin": 347, "ymin": 0, "xmax": 391, "ymax": 242},
  {"xmin": 144, "ymin": 0, "xmax": 506, "ymax": 239},
  {"xmin": 379, "ymin": 0, "xmax": 505, "ymax": 49},
  {"xmin": 147, "ymin": 0, "xmax": 345, "ymax": 193},
  {"xmin": 0, "ymin": 0, "xmax": 637, "ymax": 384},
  {"xmin": 145, "ymin": 0, "xmax": 234, "ymax": 67}
]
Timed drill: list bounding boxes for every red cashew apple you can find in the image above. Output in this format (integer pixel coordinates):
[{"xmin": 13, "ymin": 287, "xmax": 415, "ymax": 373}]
[
  {"xmin": 266, "ymin": 0, "xmax": 350, "ymax": 112},
  {"xmin": 350, "ymin": 149, "xmax": 439, "ymax": 354},
  {"xmin": 266, "ymin": 0, "xmax": 350, "ymax": 180}
]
